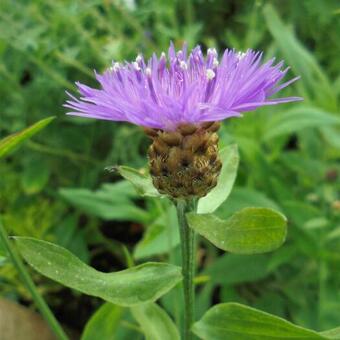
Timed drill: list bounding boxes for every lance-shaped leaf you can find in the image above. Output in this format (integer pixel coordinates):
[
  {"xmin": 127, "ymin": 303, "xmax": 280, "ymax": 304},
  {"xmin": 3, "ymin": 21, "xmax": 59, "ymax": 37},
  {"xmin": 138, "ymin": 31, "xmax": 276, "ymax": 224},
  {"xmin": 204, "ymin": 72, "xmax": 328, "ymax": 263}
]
[
  {"xmin": 14, "ymin": 237, "xmax": 182, "ymax": 306},
  {"xmin": 115, "ymin": 166, "xmax": 161, "ymax": 197},
  {"xmin": 0, "ymin": 117, "xmax": 55, "ymax": 159},
  {"xmin": 198, "ymin": 144, "xmax": 239, "ymax": 214},
  {"xmin": 81, "ymin": 303, "xmax": 124, "ymax": 340},
  {"xmin": 193, "ymin": 303, "xmax": 325, "ymax": 339},
  {"xmin": 131, "ymin": 303, "xmax": 180, "ymax": 340},
  {"xmin": 187, "ymin": 207, "xmax": 287, "ymax": 254}
]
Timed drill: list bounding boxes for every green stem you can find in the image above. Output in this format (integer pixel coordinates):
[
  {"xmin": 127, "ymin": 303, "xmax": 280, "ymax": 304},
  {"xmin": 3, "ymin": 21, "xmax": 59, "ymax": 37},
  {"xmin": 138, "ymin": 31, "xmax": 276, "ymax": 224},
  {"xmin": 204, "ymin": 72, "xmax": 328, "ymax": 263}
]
[
  {"xmin": 176, "ymin": 199, "xmax": 196, "ymax": 340},
  {"xmin": 0, "ymin": 219, "xmax": 69, "ymax": 340}
]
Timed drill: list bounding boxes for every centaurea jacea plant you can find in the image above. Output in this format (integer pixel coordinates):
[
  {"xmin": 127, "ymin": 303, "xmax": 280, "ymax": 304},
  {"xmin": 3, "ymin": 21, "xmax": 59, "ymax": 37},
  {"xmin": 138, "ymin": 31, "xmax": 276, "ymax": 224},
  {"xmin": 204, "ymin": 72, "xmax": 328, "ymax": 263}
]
[
  {"xmin": 64, "ymin": 42, "xmax": 301, "ymax": 339},
  {"xmin": 16, "ymin": 43, "xmax": 340, "ymax": 340}
]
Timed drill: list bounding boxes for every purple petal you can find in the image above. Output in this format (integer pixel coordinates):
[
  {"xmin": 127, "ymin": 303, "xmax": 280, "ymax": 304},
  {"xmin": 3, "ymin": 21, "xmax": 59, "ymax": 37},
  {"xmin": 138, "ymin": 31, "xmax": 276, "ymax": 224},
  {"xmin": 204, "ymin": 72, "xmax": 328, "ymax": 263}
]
[{"xmin": 64, "ymin": 43, "xmax": 302, "ymax": 130}]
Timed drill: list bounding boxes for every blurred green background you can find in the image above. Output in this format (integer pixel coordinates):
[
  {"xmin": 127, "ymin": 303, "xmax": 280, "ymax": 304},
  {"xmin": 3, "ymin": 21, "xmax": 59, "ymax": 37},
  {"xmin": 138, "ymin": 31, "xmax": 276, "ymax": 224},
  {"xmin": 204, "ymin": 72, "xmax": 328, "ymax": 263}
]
[{"xmin": 1, "ymin": 0, "xmax": 340, "ymax": 337}]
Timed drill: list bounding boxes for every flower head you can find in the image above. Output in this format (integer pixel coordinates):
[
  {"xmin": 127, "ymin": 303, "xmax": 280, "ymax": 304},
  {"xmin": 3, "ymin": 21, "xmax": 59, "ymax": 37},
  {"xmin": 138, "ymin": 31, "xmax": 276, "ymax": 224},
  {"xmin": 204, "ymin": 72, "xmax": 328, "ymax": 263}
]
[{"xmin": 65, "ymin": 42, "xmax": 301, "ymax": 131}]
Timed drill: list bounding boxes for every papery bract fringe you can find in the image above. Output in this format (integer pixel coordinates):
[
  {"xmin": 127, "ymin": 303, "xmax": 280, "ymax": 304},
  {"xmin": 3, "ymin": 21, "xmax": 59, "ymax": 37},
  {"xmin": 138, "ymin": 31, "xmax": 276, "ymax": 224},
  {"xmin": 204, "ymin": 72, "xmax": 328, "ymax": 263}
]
[{"xmin": 147, "ymin": 122, "xmax": 222, "ymax": 198}]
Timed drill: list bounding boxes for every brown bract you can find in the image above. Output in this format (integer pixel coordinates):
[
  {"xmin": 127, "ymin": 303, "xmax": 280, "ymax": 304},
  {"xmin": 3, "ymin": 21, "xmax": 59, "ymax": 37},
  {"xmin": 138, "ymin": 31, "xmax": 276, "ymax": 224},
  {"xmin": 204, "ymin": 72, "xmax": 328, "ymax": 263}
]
[{"xmin": 145, "ymin": 122, "xmax": 222, "ymax": 198}]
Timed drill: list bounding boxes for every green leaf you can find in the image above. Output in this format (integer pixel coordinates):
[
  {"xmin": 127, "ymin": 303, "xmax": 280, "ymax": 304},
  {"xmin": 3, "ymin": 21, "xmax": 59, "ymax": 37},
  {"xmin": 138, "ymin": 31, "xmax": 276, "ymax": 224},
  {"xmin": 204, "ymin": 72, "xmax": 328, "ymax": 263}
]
[
  {"xmin": 81, "ymin": 303, "xmax": 124, "ymax": 340},
  {"xmin": 198, "ymin": 144, "xmax": 239, "ymax": 214},
  {"xmin": 267, "ymin": 244, "xmax": 297, "ymax": 271},
  {"xmin": 188, "ymin": 208, "xmax": 287, "ymax": 254},
  {"xmin": 134, "ymin": 206, "xmax": 180, "ymax": 260},
  {"xmin": 15, "ymin": 237, "xmax": 182, "ymax": 306},
  {"xmin": 21, "ymin": 158, "xmax": 50, "ymax": 194},
  {"xmin": 321, "ymin": 127, "xmax": 340, "ymax": 149},
  {"xmin": 0, "ymin": 117, "xmax": 55, "ymax": 159},
  {"xmin": 215, "ymin": 187, "xmax": 281, "ymax": 219},
  {"xmin": 59, "ymin": 186, "xmax": 148, "ymax": 223},
  {"xmin": 116, "ymin": 166, "xmax": 161, "ymax": 197},
  {"xmin": 101, "ymin": 181, "xmax": 139, "ymax": 199},
  {"xmin": 263, "ymin": 4, "xmax": 336, "ymax": 110},
  {"xmin": 54, "ymin": 215, "xmax": 90, "ymax": 263},
  {"xmin": 204, "ymin": 254, "xmax": 272, "ymax": 285},
  {"xmin": 0, "ymin": 225, "xmax": 6, "ymax": 257},
  {"xmin": 193, "ymin": 303, "xmax": 325, "ymax": 339},
  {"xmin": 131, "ymin": 303, "xmax": 180, "ymax": 340},
  {"xmin": 263, "ymin": 107, "xmax": 340, "ymax": 141},
  {"xmin": 320, "ymin": 327, "xmax": 340, "ymax": 339}
]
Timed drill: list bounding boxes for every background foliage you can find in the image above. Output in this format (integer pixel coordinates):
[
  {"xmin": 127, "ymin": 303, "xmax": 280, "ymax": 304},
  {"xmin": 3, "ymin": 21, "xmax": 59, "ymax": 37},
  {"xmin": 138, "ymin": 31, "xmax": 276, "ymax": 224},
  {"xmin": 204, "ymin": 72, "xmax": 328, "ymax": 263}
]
[{"xmin": 1, "ymin": 0, "xmax": 339, "ymax": 337}]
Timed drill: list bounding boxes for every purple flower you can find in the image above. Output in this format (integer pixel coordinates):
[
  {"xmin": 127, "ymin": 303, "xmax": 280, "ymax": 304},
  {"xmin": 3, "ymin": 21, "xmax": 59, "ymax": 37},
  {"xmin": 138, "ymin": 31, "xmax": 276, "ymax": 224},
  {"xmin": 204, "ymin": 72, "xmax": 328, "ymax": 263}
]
[{"xmin": 65, "ymin": 42, "xmax": 301, "ymax": 131}]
